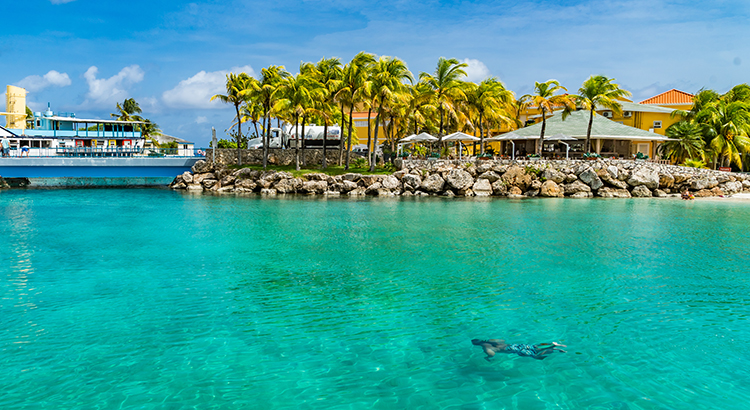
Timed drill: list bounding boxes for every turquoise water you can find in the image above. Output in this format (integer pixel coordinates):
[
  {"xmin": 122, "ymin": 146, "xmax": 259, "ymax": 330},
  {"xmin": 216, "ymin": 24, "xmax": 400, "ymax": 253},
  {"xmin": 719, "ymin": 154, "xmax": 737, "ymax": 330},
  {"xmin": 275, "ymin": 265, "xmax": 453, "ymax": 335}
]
[{"xmin": 1, "ymin": 189, "xmax": 749, "ymax": 409}]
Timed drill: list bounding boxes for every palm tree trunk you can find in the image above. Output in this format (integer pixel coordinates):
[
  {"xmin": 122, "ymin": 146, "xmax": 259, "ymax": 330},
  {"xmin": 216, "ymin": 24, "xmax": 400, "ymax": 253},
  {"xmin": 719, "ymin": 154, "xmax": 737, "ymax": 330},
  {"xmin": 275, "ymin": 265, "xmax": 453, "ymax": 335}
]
[
  {"xmin": 301, "ymin": 116, "xmax": 307, "ymax": 168},
  {"xmin": 235, "ymin": 103, "xmax": 242, "ymax": 166},
  {"xmin": 345, "ymin": 105, "xmax": 354, "ymax": 170},
  {"xmin": 294, "ymin": 115, "xmax": 300, "ymax": 171},
  {"xmin": 538, "ymin": 107, "xmax": 546, "ymax": 156},
  {"xmin": 338, "ymin": 104, "xmax": 345, "ymax": 166},
  {"xmin": 479, "ymin": 112, "xmax": 485, "ymax": 154},
  {"xmin": 263, "ymin": 108, "xmax": 270, "ymax": 169},
  {"xmin": 253, "ymin": 121, "xmax": 260, "ymax": 141},
  {"xmin": 366, "ymin": 107, "xmax": 373, "ymax": 169},
  {"xmin": 322, "ymin": 120, "xmax": 328, "ymax": 169},
  {"xmin": 585, "ymin": 107, "xmax": 594, "ymax": 153},
  {"xmin": 371, "ymin": 106, "xmax": 381, "ymax": 172}
]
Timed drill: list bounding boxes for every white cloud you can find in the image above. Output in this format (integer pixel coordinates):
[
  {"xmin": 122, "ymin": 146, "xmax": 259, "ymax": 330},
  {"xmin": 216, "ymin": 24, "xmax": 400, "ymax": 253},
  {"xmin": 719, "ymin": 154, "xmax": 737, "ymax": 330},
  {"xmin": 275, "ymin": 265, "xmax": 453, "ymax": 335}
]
[
  {"xmin": 16, "ymin": 70, "xmax": 72, "ymax": 92},
  {"xmin": 195, "ymin": 116, "xmax": 208, "ymax": 124},
  {"xmin": 460, "ymin": 58, "xmax": 492, "ymax": 83},
  {"xmin": 83, "ymin": 65, "xmax": 144, "ymax": 105},
  {"xmin": 162, "ymin": 65, "xmax": 256, "ymax": 109}
]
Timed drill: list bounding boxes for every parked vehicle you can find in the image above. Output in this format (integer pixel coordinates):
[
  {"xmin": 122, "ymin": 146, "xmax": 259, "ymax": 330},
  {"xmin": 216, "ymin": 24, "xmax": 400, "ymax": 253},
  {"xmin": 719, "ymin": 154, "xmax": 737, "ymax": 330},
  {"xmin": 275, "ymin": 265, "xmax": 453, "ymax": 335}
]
[{"xmin": 246, "ymin": 124, "xmax": 342, "ymax": 149}]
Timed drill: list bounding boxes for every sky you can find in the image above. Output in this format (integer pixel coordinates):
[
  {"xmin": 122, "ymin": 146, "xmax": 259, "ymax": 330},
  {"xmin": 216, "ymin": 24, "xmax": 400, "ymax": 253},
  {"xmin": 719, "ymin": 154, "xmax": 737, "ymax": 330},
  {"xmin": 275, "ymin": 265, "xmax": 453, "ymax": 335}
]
[{"xmin": 2, "ymin": 0, "xmax": 749, "ymax": 146}]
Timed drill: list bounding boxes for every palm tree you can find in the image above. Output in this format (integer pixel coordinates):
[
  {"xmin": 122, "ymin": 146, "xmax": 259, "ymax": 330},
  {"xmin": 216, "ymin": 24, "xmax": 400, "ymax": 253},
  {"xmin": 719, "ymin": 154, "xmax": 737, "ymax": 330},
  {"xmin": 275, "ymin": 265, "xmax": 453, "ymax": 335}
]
[
  {"xmin": 111, "ymin": 98, "xmax": 142, "ymax": 121},
  {"xmin": 419, "ymin": 57, "xmax": 468, "ymax": 136},
  {"xmin": 368, "ymin": 56, "xmax": 413, "ymax": 171},
  {"xmin": 464, "ymin": 78, "xmax": 515, "ymax": 154},
  {"xmin": 695, "ymin": 98, "xmax": 750, "ymax": 168},
  {"xmin": 531, "ymin": 80, "xmax": 575, "ymax": 156},
  {"xmin": 211, "ymin": 72, "xmax": 254, "ymax": 165},
  {"xmin": 240, "ymin": 100, "xmax": 264, "ymax": 139},
  {"xmin": 574, "ymin": 75, "xmax": 631, "ymax": 153},
  {"xmin": 336, "ymin": 52, "xmax": 375, "ymax": 170},
  {"xmin": 250, "ymin": 66, "xmax": 291, "ymax": 168},
  {"xmin": 658, "ymin": 121, "xmax": 705, "ymax": 164},
  {"xmin": 274, "ymin": 73, "xmax": 323, "ymax": 171},
  {"xmin": 312, "ymin": 57, "xmax": 343, "ymax": 168}
]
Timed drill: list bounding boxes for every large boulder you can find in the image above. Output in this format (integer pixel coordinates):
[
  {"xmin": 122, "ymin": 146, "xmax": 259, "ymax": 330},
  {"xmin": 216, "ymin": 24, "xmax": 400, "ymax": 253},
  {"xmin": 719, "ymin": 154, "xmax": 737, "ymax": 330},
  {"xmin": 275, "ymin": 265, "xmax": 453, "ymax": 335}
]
[
  {"xmin": 540, "ymin": 180, "xmax": 563, "ymax": 197},
  {"xmin": 193, "ymin": 173, "xmax": 215, "ymax": 185},
  {"xmin": 502, "ymin": 166, "xmax": 533, "ymax": 190},
  {"xmin": 659, "ymin": 172, "xmax": 675, "ymax": 188},
  {"xmin": 191, "ymin": 160, "xmax": 211, "ymax": 174},
  {"xmin": 301, "ymin": 180, "xmax": 328, "ymax": 194},
  {"xmin": 627, "ymin": 166, "xmax": 660, "ymax": 189},
  {"xmin": 491, "ymin": 180, "xmax": 508, "ymax": 196},
  {"xmin": 631, "ymin": 185, "xmax": 652, "ymax": 197},
  {"xmin": 541, "ymin": 168, "xmax": 565, "ymax": 183},
  {"xmin": 236, "ymin": 179, "xmax": 258, "ymax": 191},
  {"xmin": 690, "ymin": 177, "xmax": 719, "ymax": 191},
  {"xmin": 478, "ymin": 171, "xmax": 501, "ymax": 183},
  {"xmin": 564, "ymin": 180, "xmax": 592, "ymax": 195},
  {"xmin": 420, "ymin": 174, "xmax": 445, "ymax": 193},
  {"xmin": 381, "ymin": 175, "xmax": 401, "ymax": 190},
  {"xmin": 579, "ymin": 167, "xmax": 604, "ymax": 190},
  {"xmin": 597, "ymin": 187, "xmax": 631, "ymax": 198},
  {"xmin": 342, "ymin": 173, "xmax": 363, "ymax": 182},
  {"xmin": 721, "ymin": 181, "xmax": 743, "ymax": 195},
  {"xmin": 472, "ymin": 179, "xmax": 493, "ymax": 196},
  {"xmin": 180, "ymin": 171, "xmax": 193, "ymax": 184},
  {"xmin": 445, "ymin": 169, "xmax": 474, "ymax": 191},
  {"xmin": 402, "ymin": 174, "xmax": 422, "ymax": 190}
]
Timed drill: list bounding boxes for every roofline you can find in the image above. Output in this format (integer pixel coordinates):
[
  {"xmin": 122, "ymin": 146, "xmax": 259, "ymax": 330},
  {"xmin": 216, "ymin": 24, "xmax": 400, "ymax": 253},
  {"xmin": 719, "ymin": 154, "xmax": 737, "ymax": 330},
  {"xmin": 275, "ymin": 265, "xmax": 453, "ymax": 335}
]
[{"xmin": 45, "ymin": 116, "xmax": 146, "ymax": 124}]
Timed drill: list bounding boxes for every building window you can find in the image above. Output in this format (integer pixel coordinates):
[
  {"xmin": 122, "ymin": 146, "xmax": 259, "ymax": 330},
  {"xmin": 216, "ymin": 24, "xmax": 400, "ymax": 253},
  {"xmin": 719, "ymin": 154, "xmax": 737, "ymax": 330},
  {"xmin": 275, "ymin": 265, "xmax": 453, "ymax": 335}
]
[{"xmin": 653, "ymin": 121, "xmax": 662, "ymax": 129}]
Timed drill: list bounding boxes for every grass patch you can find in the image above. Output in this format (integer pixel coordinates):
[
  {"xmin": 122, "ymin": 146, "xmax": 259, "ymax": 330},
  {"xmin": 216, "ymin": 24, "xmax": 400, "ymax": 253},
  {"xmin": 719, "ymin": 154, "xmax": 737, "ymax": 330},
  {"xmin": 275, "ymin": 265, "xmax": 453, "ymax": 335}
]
[{"xmin": 228, "ymin": 164, "xmax": 394, "ymax": 178}]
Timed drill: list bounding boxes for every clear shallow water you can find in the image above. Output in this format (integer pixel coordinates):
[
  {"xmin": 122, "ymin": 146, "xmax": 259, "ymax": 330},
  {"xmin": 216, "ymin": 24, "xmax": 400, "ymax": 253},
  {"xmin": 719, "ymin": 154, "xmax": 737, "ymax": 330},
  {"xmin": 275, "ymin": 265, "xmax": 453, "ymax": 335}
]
[{"xmin": 1, "ymin": 189, "xmax": 749, "ymax": 410}]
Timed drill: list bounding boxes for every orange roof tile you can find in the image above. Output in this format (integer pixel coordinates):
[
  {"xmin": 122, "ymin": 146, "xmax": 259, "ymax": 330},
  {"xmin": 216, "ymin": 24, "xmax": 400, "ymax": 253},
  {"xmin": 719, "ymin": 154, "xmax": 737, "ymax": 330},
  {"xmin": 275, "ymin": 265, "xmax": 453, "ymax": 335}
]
[{"xmin": 639, "ymin": 89, "xmax": 694, "ymax": 105}]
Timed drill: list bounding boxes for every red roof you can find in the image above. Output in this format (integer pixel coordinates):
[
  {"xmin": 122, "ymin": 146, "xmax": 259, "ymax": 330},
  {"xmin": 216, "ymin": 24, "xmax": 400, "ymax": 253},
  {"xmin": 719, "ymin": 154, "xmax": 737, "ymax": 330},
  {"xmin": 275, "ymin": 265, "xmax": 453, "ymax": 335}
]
[{"xmin": 639, "ymin": 89, "xmax": 694, "ymax": 105}]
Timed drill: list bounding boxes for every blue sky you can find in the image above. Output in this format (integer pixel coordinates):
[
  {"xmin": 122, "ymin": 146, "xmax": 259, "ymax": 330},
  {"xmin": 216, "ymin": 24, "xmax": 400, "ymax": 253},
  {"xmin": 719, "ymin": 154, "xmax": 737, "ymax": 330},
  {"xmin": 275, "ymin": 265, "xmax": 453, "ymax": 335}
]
[{"xmin": 2, "ymin": 0, "xmax": 749, "ymax": 146}]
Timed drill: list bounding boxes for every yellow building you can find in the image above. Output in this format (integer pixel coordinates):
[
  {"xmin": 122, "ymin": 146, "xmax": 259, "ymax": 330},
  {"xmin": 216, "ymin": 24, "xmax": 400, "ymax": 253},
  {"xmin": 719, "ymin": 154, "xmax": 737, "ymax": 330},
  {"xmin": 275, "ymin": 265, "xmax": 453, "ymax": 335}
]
[{"xmin": 3, "ymin": 85, "xmax": 27, "ymax": 130}]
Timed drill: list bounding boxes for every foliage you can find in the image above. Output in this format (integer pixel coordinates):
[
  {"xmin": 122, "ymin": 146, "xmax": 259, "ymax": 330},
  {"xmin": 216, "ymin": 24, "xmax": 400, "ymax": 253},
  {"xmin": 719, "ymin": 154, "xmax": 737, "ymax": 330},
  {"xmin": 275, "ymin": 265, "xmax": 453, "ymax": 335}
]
[
  {"xmin": 658, "ymin": 121, "xmax": 704, "ymax": 164},
  {"xmin": 531, "ymin": 80, "xmax": 575, "ymax": 155},
  {"xmin": 111, "ymin": 98, "xmax": 142, "ymax": 121},
  {"xmin": 573, "ymin": 75, "xmax": 631, "ymax": 153},
  {"xmin": 681, "ymin": 159, "xmax": 708, "ymax": 168},
  {"xmin": 582, "ymin": 152, "xmax": 601, "ymax": 159},
  {"xmin": 351, "ymin": 157, "xmax": 368, "ymax": 168}
]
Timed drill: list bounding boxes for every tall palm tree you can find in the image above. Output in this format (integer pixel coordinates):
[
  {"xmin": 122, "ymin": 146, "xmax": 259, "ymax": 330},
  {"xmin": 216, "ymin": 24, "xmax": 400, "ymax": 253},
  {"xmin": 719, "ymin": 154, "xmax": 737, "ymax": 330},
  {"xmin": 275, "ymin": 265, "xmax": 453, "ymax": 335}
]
[
  {"xmin": 368, "ymin": 56, "xmax": 413, "ymax": 171},
  {"xmin": 658, "ymin": 121, "xmax": 705, "ymax": 164},
  {"xmin": 211, "ymin": 72, "xmax": 254, "ymax": 165},
  {"xmin": 405, "ymin": 81, "xmax": 437, "ymax": 135},
  {"xmin": 419, "ymin": 57, "xmax": 468, "ymax": 136},
  {"xmin": 695, "ymin": 98, "xmax": 750, "ymax": 168},
  {"xmin": 574, "ymin": 75, "xmax": 631, "ymax": 153},
  {"xmin": 250, "ymin": 66, "xmax": 291, "ymax": 168},
  {"xmin": 312, "ymin": 57, "xmax": 343, "ymax": 168},
  {"xmin": 531, "ymin": 80, "xmax": 575, "ymax": 156},
  {"xmin": 240, "ymin": 99, "xmax": 264, "ymax": 139},
  {"xmin": 336, "ymin": 52, "xmax": 375, "ymax": 170},
  {"xmin": 274, "ymin": 73, "xmax": 323, "ymax": 171},
  {"xmin": 464, "ymin": 78, "xmax": 515, "ymax": 154}
]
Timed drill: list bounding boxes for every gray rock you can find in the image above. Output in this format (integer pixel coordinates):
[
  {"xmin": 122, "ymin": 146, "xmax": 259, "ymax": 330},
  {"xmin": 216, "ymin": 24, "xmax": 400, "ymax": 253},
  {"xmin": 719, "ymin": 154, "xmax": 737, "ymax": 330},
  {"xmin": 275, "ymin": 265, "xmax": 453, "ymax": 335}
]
[
  {"xmin": 445, "ymin": 169, "xmax": 474, "ymax": 191},
  {"xmin": 236, "ymin": 179, "xmax": 258, "ymax": 191},
  {"xmin": 365, "ymin": 182, "xmax": 383, "ymax": 194},
  {"xmin": 181, "ymin": 171, "xmax": 193, "ymax": 184},
  {"xmin": 653, "ymin": 189, "xmax": 668, "ymax": 197},
  {"xmin": 564, "ymin": 180, "xmax": 592, "ymax": 195},
  {"xmin": 192, "ymin": 173, "xmax": 215, "ymax": 185},
  {"xmin": 564, "ymin": 173, "xmax": 578, "ymax": 183},
  {"xmin": 627, "ymin": 167, "xmax": 660, "ymax": 188},
  {"xmin": 220, "ymin": 175, "xmax": 236, "ymax": 186},
  {"xmin": 570, "ymin": 191, "xmax": 593, "ymax": 198},
  {"xmin": 420, "ymin": 174, "xmax": 445, "ymax": 193},
  {"xmin": 478, "ymin": 171, "xmax": 501, "ymax": 183},
  {"xmin": 722, "ymin": 181, "xmax": 743, "ymax": 194},
  {"xmin": 191, "ymin": 160, "xmax": 211, "ymax": 174},
  {"xmin": 597, "ymin": 187, "xmax": 631, "ymax": 198},
  {"xmin": 342, "ymin": 173, "xmax": 363, "ymax": 182},
  {"xmin": 472, "ymin": 179, "xmax": 493, "ymax": 196},
  {"xmin": 171, "ymin": 182, "xmax": 186, "ymax": 190},
  {"xmin": 201, "ymin": 179, "xmax": 217, "ymax": 189},
  {"xmin": 691, "ymin": 177, "xmax": 719, "ymax": 190},
  {"xmin": 631, "ymin": 185, "xmax": 653, "ymax": 197},
  {"xmin": 579, "ymin": 167, "xmax": 604, "ymax": 190},
  {"xmin": 381, "ymin": 175, "xmax": 401, "ymax": 190},
  {"xmin": 301, "ymin": 180, "xmax": 328, "ymax": 194},
  {"xmin": 491, "ymin": 180, "xmax": 508, "ymax": 196},
  {"xmin": 502, "ymin": 166, "xmax": 533, "ymax": 190},
  {"xmin": 402, "ymin": 174, "xmax": 422, "ymax": 190},
  {"xmin": 659, "ymin": 173, "xmax": 675, "ymax": 188},
  {"xmin": 260, "ymin": 188, "xmax": 277, "ymax": 195},
  {"xmin": 305, "ymin": 173, "xmax": 327, "ymax": 181},
  {"xmin": 541, "ymin": 168, "xmax": 565, "ymax": 183},
  {"xmin": 530, "ymin": 179, "xmax": 542, "ymax": 190},
  {"xmin": 186, "ymin": 184, "xmax": 203, "ymax": 191},
  {"xmin": 348, "ymin": 187, "xmax": 366, "ymax": 196},
  {"xmin": 360, "ymin": 175, "xmax": 383, "ymax": 186},
  {"xmin": 606, "ymin": 165, "xmax": 619, "ymax": 179}
]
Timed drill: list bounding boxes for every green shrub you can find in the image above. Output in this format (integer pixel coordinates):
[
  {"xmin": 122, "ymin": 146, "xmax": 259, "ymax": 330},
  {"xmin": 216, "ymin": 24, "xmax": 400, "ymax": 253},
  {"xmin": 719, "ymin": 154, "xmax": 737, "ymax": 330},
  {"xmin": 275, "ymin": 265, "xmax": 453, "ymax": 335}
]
[{"xmin": 351, "ymin": 157, "xmax": 368, "ymax": 168}]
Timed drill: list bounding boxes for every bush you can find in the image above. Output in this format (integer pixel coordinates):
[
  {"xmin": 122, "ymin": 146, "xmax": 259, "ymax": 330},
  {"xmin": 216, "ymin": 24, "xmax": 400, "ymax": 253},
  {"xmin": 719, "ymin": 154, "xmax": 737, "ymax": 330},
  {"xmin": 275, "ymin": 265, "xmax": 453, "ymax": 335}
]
[{"xmin": 351, "ymin": 157, "xmax": 368, "ymax": 168}]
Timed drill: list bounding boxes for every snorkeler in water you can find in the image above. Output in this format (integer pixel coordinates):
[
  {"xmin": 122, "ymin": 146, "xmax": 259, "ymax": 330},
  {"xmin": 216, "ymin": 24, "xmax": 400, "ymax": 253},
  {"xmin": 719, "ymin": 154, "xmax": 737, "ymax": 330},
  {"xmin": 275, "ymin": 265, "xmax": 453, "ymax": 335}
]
[{"xmin": 472, "ymin": 339, "xmax": 566, "ymax": 361}]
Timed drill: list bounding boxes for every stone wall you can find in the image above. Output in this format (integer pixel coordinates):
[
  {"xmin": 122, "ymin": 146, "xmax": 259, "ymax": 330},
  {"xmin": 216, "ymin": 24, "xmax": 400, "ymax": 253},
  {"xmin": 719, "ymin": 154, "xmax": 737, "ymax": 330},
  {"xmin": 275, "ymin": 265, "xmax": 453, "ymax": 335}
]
[
  {"xmin": 207, "ymin": 148, "xmax": 354, "ymax": 166},
  {"xmin": 170, "ymin": 158, "xmax": 750, "ymax": 199}
]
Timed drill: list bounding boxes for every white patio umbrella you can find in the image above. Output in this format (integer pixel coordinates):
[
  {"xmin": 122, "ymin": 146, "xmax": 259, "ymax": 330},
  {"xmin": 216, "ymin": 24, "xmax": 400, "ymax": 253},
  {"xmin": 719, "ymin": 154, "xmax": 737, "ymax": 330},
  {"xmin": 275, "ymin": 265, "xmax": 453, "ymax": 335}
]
[{"xmin": 442, "ymin": 132, "xmax": 481, "ymax": 159}]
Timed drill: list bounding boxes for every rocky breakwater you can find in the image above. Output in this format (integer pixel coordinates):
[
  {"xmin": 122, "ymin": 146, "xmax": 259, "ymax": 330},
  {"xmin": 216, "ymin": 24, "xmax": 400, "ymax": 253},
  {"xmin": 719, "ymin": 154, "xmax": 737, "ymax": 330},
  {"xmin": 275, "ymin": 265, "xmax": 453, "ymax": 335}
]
[{"xmin": 170, "ymin": 159, "xmax": 750, "ymax": 198}]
